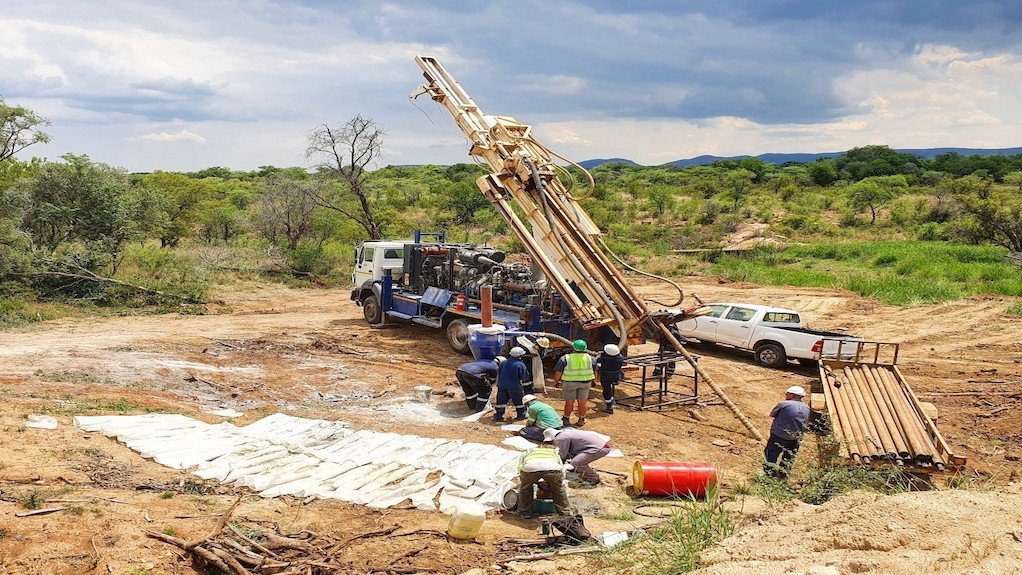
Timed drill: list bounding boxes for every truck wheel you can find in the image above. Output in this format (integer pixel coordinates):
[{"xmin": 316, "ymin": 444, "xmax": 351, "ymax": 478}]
[
  {"xmin": 446, "ymin": 319, "xmax": 472, "ymax": 355},
  {"xmin": 755, "ymin": 343, "xmax": 787, "ymax": 368},
  {"xmin": 362, "ymin": 295, "xmax": 383, "ymax": 325}
]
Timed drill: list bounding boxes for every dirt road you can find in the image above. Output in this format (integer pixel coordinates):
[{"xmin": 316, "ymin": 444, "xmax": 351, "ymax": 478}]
[{"xmin": 0, "ymin": 277, "xmax": 1019, "ymax": 573}]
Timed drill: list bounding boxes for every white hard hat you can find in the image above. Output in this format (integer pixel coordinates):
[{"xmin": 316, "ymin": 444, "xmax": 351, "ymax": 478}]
[
  {"xmin": 535, "ymin": 337, "xmax": 551, "ymax": 348},
  {"xmin": 510, "ymin": 347, "xmax": 527, "ymax": 357},
  {"xmin": 494, "ymin": 355, "xmax": 506, "ymax": 363},
  {"xmin": 786, "ymin": 386, "xmax": 806, "ymax": 397},
  {"xmin": 604, "ymin": 344, "xmax": 621, "ymax": 356},
  {"xmin": 522, "ymin": 394, "xmax": 537, "ymax": 404},
  {"xmin": 543, "ymin": 428, "xmax": 561, "ymax": 442}
]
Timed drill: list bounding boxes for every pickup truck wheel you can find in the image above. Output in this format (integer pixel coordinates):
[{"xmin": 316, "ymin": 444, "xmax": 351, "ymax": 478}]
[
  {"xmin": 755, "ymin": 343, "xmax": 787, "ymax": 368},
  {"xmin": 446, "ymin": 319, "xmax": 472, "ymax": 355},
  {"xmin": 362, "ymin": 295, "xmax": 383, "ymax": 325}
]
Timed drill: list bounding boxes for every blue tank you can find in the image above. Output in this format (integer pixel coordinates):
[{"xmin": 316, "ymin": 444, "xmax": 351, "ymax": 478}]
[{"xmin": 468, "ymin": 324, "xmax": 506, "ymax": 360}]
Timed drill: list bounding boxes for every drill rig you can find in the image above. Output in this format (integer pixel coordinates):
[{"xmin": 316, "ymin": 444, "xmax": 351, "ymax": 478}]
[{"xmin": 411, "ymin": 56, "xmax": 762, "ymax": 439}]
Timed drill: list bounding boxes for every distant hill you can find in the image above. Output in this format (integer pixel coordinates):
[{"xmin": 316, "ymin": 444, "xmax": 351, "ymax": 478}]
[
  {"xmin": 579, "ymin": 147, "xmax": 1022, "ymax": 168},
  {"xmin": 578, "ymin": 158, "xmax": 641, "ymax": 169}
]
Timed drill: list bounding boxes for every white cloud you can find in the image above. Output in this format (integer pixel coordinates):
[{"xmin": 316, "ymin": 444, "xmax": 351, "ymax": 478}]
[
  {"xmin": 536, "ymin": 123, "xmax": 592, "ymax": 146},
  {"xmin": 517, "ymin": 74, "xmax": 588, "ymax": 95},
  {"xmin": 139, "ymin": 129, "xmax": 205, "ymax": 143}
]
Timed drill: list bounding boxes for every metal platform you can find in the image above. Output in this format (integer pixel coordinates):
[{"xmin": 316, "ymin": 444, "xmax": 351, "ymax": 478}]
[{"xmin": 615, "ymin": 351, "xmax": 700, "ymax": 411}]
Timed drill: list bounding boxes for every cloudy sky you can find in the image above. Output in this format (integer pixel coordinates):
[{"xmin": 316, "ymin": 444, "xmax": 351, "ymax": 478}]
[{"xmin": 3, "ymin": 1, "xmax": 1022, "ymax": 171}]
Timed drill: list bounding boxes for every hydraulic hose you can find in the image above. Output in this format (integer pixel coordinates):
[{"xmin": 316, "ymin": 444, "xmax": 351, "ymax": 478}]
[{"xmin": 598, "ymin": 237, "xmax": 685, "ymax": 308}]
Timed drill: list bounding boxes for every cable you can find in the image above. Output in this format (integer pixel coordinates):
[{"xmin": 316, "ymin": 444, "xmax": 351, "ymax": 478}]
[
  {"xmin": 408, "ymin": 97, "xmax": 484, "ymax": 166},
  {"xmin": 598, "ymin": 237, "xmax": 685, "ymax": 308}
]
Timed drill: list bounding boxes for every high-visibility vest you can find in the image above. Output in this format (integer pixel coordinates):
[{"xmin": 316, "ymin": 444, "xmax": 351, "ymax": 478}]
[
  {"xmin": 518, "ymin": 446, "xmax": 562, "ymax": 472},
  {"xmin": 562, "ymin": 353, "xmax": 594, "ymax": 382}
]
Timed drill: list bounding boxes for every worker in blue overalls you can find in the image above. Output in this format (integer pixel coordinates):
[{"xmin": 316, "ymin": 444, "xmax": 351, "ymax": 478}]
[
  {"xmin": 455, "ymin": 357, "xmax": 499, "ymax": 411},
  {"xmin": 493, "ymin": 347, "xmax": 531, "ymax": 423}
]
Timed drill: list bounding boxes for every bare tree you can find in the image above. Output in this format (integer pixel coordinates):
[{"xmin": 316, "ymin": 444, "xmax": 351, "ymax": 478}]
[
  {"xmin": 304, "ymin": 115, "xmax": 384, "ymax": 239},
  {"xmin": 256, "ymin": 174, "xmax": 319, "ymax": 250}
]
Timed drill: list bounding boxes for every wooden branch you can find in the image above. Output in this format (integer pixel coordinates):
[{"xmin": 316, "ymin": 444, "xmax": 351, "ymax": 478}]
[
  {"xmin": 506, "ymin": 546, "xmax": 601, "ymax": 561},
  {"xmin": 15, "ymin": 267, "xmax": 204, "ymax": 304},
  {"xmin": 15, "ymin": 507, "xmax": 65, "ymax": 517},
  {"xmin": 186, "ymin": 495, "xmax": 243, "ymax": 550}
]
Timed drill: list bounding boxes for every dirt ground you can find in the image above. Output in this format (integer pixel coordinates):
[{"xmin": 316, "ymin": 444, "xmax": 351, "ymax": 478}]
[{"xmin": 0, "ymin": 276, "xmax": 1020, "ymax": 574}]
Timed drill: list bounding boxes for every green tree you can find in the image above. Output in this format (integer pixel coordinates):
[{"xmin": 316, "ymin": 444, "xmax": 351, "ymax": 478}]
[
  {"xmin": 255, "ymin": 173, "xmax": 320, "ymax": 250},
  {"xmin": 722, "ymin": 169, "xmax": 755, "ymax": 208},
  {"xmin": 19, "ymin": 154, "xmax": 137, "ymax": 270},
  {"xmin": 808, "ymin": 159, "xmax": 838, "ymax": 187},
  {"xmin": 1, "ymin": 98, "xmax": 51, "ymax": 162},
  {"xmin": 846, "ymin": 175, "xmax": 907, "ymax": 224},
  {"xmin": 952, "ymin": 177, "xmax": 1022, "ymax": 252},
  {"xmin": 641, "ymin": 185, "xmax": 676, "ymax": 217},
  {"xmin": 444, "ymin": 180, "xmax": 491, "ymax": 224},
  {"xmin": 138, "ymin": 171, "xmax": 212, "ymax": 247},
  {"xmin": 1004, "ymin": 171, "xmax": 1022, "ymax": 191}
]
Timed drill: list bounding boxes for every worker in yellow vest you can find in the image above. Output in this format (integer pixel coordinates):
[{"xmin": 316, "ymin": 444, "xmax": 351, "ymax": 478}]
[{"xmin": 553, "ymin": 339, "xmax": 595, "ymax": 427}]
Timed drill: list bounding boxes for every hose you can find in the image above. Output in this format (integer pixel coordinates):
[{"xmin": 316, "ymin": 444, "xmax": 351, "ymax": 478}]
[
  {"xmin": 598, "ymin": 237, "xmax": 685, "ymax": 308},
  {"xmin": 527, "ymin": 160, "xmax": 629, "ymax": 349},
  {"xmin": 533, "ymin": 140, "xmax": 596, "ymax": 201}
]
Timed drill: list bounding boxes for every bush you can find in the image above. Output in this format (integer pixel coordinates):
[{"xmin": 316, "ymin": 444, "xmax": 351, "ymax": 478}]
[{"xmin": 915, "ymin": 222, "xmax": 944, "ymax": 240}]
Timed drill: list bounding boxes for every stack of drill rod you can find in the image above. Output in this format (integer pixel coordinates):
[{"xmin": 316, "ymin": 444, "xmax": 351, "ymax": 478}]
[{"xmin": 821, "ymin": 364, "xmax": 946, "ymax": 471}]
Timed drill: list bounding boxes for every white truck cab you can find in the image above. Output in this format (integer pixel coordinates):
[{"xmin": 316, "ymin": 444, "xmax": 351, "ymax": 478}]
[{"xmin": 352, "ymin": 241, "xmax": 406, "ymax": 287}]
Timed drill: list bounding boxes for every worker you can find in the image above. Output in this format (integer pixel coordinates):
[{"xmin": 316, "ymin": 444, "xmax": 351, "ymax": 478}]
[
  {"xmin": 553, "ymin": 339, "xmax": 595, "ymax": 427},
  {"xmin": 522, "ymin": 394, "xmax": 563, "ymax": 437},
  {"xmin": 653, "ymin": 325, "xmax": 686, "ymax": 380},
  {"xmin": 548, "ymin": 428, "xmax": 611, "ymax": 485},
  {"xmin": 493, "ymin": 347, "xmax": 531, "ymax": 422},
  {"xmin": 455, "ymin": 357, "xmax": 498, "ymax": 411},
  {"xmin": 516, "ymin": 428, "xmax": 570, "ymax": 519},
  {"xmin": 764, "ymin": 385, "xmax": 810, "ymax": 479},
  {"xmin": 594, "ymin": 344, "xmax": 624, "ymax": 414}
]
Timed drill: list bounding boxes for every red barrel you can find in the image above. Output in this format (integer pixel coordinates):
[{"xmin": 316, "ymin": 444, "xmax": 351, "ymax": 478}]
[{"xmin": 632, "ymin": 461, "xmax": 717, "ymax": 498}]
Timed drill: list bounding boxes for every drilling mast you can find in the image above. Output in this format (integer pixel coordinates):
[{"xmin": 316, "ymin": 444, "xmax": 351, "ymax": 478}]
[{"xmin": 412, "ymin": 56, "xmax": 762, "ymax": 439}]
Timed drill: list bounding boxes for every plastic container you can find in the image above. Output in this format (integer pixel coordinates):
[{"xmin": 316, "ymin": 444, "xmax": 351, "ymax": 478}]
[
  {"xmin": 502, "ymin": 487, "xmax": 519, "ymax": 510},
  {"xmin": 632, "ymin": 461, "xmax": 717, "ymax": 498},
  {"xmin": 413, "ymin": 385, "xmax": 433, "ymax": 403},
  {"xmin": 447, "ymin": 503, "xmax": 487, "ymax": 539},
  {"xmin": 468, "ymin": 324, "xmax": 506, "ymax": 361},
  {"xmin": 533, "ymin": 499, "xmax": 556, "ymax": 515}
]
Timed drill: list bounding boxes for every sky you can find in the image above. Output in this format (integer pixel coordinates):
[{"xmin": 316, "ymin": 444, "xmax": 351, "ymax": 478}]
[{"xmin": 3, "ymin": 0, "xmax": 1022, "ymax": 171}]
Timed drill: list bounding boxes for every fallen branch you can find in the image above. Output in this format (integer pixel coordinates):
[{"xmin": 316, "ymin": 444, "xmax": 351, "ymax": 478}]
[
  {"xmin": 15, "ymin": 265, "xmax": 205, "ymax": 304},
  {"xmin": 15, "ymin": 507, "xmax": 65, "ymax": 517},
  {"xmin": 506, "ymin": 546, "xmax": 601, "ymax": 561},
  {"xmin": 186, "ymin": 495, "xmax": 243, "ymax": 550}
]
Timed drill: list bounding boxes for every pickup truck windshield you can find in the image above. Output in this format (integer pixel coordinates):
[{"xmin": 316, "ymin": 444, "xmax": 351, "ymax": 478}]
[
  {"xmin": 725, "ymin": 307, "xmax": 757, "ymax": 321},
  {"xmin": 764, "ymin": 312, "xmax": 800, "ymax": 324}
]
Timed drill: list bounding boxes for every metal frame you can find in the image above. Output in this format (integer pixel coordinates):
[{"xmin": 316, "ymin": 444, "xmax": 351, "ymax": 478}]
[{"xmin": 615, "ymin": 352, "xmax": 700, "ymax": 411}]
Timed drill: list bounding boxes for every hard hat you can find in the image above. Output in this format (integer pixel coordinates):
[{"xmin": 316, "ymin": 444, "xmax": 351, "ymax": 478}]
[
  {"xmin": 604, "ymin": 344, "xmax": 621, "ymax": 356},
  {"xmin": 543, "ymin": 428, "xmax": 561, "ymax": 442},
  {"xmin": 535, "ymin": 336, "xmax": 551, "ymax": 348},
  {"xmin": 572, "ymin": 339, "xmax": 587, "ymax": 351},
  {"xmin": 494, "ymin": 355, "xmax": 506, "ymax": 364},
  {"xmin": 786, "ymin": 386, "xmax": 807, "ymax": 397},
  {"xmin": 510, "ymin": 346, "xmax": 527, "ymax": 357},
  {"xmin": 522, "ymin": 394, "xmax": 537, "ymax": 404}
]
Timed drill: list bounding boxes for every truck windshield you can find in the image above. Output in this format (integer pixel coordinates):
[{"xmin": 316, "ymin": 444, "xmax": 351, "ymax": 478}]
[{"xmin": 764, "ymin": 312, "xmax": 800, "ymax": 324}]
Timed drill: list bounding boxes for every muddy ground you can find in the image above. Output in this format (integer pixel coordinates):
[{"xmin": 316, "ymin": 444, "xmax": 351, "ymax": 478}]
[{"xmin": 0, "ymin": 277, "xmax": 1020, "ymax": 574}]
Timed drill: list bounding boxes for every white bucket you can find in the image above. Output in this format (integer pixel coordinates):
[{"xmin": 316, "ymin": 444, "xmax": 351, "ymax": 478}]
[
  {"xmin": 447, "ymin": 503, "xmax": 486, "ymax": 540},
  {"xmin": 413, "ymin": 385, "xmax": 433, "ymax": 403}
]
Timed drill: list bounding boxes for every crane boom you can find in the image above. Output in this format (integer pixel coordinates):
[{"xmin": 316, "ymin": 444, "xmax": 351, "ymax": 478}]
[{"xmin": 412, "ymin": 55, "xmax": 763, "ymax": 439}]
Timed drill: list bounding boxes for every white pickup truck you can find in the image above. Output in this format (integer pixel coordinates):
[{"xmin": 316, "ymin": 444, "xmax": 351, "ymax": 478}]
[{"xmin": 675, "ymin": 302, "xmax": 859, "ymax": 368}]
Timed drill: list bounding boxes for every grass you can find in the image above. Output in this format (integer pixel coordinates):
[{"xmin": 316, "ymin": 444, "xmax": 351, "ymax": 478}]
[
  {"xmin": 709, "ymin": 241, "xmax": 1022, "ymax": 305},
  {"xmin": 1007, "ymin": 303, "xmax": 1022, "ymax": 316},
  {"xmin": 36, "ymin": 396, "xmax": 152, "ymax": 416},
  {"xmin": 600, "ymin": 490, "xmax": 735, "ymax": 574},
  {"xmin": 747, "ymin": 465, "xmax": 915, "ymax": 506}
]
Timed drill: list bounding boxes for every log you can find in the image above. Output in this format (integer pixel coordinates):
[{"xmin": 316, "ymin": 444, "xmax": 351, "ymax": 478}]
[{"xmin": 507, "ymin": 546, "xmax": 601, "ymax": 561}]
